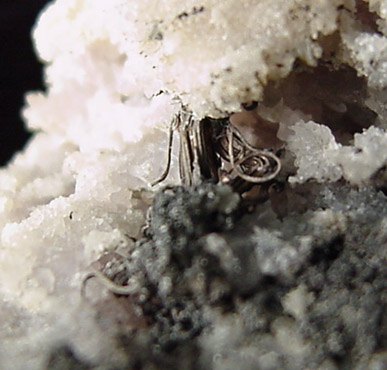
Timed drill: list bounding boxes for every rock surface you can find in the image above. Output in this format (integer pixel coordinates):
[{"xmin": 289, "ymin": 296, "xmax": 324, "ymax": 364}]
[{"xmin": 0, "ymin": 0, "xmax": 386, "ymax": 369}]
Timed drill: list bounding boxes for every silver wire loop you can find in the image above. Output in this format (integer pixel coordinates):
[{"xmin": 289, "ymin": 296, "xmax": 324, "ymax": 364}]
[{"xmin": 151, "ymin": 110, "xmax": 281, "ymax": 192}]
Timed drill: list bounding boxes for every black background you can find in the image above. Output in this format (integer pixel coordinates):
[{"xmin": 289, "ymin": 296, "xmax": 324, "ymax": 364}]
[{"xmin": 0, "ymin": 0, "xmax": 51, "ymax": 166}]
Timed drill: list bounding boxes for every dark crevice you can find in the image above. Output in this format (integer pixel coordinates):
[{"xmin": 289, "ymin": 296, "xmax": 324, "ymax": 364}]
[
  {"xmin": 355, "ymin": 0, "xmax": 382, "ymax": 35},
  {"xmin": 262, "ymin": 63, "xmax": 377, "ymax": 144}
]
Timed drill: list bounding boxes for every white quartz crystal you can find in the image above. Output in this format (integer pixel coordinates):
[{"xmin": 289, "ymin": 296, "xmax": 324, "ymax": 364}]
[
  {"xmin": 285, "ymin": 121, "xmax": 343, "ymax": 184},
  {"xmin": 285, "ymin": 122, "xmax": 387, "ymax": 185},
  {"xmin": 0, "ymin": 0, "xmax": 386, "ymax": 369}
]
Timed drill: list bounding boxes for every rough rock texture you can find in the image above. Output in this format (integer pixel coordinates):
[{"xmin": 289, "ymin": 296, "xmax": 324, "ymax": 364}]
[
  {"xmin": 61, "ymin": 183, "xmax": 387, "ymax": 370},
  {"xmin": 0, "ymin": 0, "xmax": 386, "ymax": 369}
]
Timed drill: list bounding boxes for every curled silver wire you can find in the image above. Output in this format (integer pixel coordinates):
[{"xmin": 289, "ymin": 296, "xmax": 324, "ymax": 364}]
[
  {"xmin": 226, "ymin": 123, "xmax": 281, "ymax": 184},
  {"xmin": 81, "ymin": 270, "xmax": 135, "ymax": 297},
  {"xmin": 151, "ymin": 111, "xmax": 281, "ymax": 192},
  {"xmin": 151, "ymin": 115, "xmax": 179, "ymax": 186}
]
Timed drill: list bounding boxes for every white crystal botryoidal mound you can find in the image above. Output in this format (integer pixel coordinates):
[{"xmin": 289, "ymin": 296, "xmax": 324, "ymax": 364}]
[
  {"xmin": 31, "ymin": 0, "xmax": 342, "ymax": 119},
  {"xmin": 0, "ymin": 0, "xmax": 386, "ymax": 369},
  {"xmin": 284, "ymin": 121, "xmax": 387, "ymax": 185}
]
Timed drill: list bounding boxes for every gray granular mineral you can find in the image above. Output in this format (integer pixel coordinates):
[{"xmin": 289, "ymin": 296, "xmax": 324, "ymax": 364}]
[{"xmin": 73, "ymin": 182, "xmax": 386, "ymax": 370}]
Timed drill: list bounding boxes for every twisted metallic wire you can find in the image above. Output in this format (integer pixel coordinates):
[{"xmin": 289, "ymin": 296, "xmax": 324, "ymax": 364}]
[{"xmin": 151, "ymin": 111, "xmax": 281, "ymax": 189}]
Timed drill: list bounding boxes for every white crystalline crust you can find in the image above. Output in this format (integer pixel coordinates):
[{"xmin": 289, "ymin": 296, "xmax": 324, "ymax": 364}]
[
  {"xmin": 31, "ymin": 0, "xmax": 342, "ymax": 119},
  {"xmin": 0, "ymin": 0, "xmax": 386, "ymax": 369},
  {"xmin": 0, "ymin": 131, "xmax": 179, "ymax": 368},
  {"xmin": 284, "ymin": 121, "xmax": 387, "ymax": 185}
]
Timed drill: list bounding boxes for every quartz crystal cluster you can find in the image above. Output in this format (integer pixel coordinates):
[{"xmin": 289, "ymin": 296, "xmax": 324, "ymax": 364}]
[{"xmin": 0, "ymin": 0, "xmax": 386, "ymax": 369}]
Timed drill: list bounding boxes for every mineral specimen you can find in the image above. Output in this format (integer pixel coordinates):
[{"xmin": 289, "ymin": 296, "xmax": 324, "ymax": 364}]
[{"xmin": 0, "ymin": 1, "xmax": 386, "ymax": 369}]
